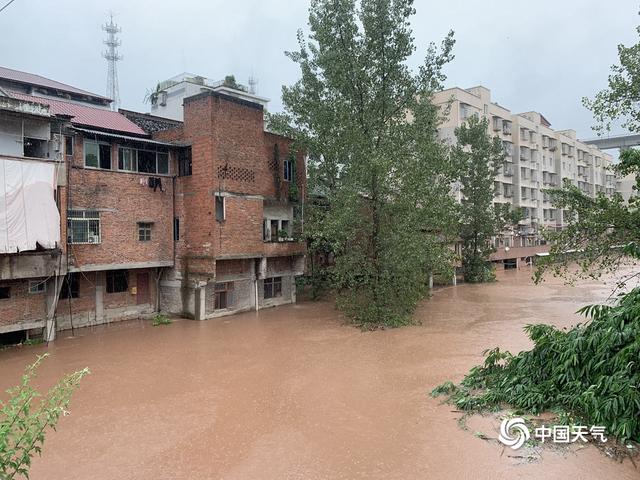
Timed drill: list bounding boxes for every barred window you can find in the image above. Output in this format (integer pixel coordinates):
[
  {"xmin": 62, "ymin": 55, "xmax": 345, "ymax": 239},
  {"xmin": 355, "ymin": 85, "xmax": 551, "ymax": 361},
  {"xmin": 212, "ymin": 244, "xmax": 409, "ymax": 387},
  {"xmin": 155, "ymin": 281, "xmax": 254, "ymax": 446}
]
[{"xmin": 67, "ymin": 210, "xmax": 101, "ymax": 244}]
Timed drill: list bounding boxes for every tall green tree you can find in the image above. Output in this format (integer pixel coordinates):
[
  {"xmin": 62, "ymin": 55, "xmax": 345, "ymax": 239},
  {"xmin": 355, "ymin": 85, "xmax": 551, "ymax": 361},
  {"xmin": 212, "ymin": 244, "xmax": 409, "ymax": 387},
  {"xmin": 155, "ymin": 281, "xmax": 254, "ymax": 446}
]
[
  {"xmin": 272, "ymin": 0, "xmax": 457, "ymax": 327},
  {"xmin": 535, "ymin": 14, "xmax": 640, "ymax": 281},
  {"xmin": 453, "ymin": 115, "xmax": 517, "ymax": 282}
]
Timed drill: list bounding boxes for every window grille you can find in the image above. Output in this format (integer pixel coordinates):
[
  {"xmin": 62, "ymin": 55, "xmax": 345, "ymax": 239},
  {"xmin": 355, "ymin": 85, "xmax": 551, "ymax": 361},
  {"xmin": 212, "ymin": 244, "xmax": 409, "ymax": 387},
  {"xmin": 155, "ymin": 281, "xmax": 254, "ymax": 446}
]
[{"xmin": 67, "ymin": 210, "xmax": 101, "ymax": 244}]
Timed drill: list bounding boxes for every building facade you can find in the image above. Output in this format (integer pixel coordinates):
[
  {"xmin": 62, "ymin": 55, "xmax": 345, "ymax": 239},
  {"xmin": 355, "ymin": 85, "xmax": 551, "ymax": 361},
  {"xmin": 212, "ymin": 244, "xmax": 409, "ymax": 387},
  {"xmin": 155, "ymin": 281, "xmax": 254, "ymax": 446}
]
[
  {"xmin": 0, "ymin": 67, "xmax": 306, "ymax": 343},
  {"xmin": 131, "ymin": 78, "xmax": 306, "ymax": 320},
  {"xmin": 433, "ymin": 86, "xmax": 618, "ymax": 265}
]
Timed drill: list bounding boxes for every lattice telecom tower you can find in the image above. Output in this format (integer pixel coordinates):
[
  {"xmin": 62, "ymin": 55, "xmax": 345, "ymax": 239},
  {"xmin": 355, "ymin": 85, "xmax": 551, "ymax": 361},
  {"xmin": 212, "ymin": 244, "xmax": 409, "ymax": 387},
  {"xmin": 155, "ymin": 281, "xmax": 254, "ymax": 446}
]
[{"xmin": 102, "ymin": 13, "xmax": 122, "ymax": 111}]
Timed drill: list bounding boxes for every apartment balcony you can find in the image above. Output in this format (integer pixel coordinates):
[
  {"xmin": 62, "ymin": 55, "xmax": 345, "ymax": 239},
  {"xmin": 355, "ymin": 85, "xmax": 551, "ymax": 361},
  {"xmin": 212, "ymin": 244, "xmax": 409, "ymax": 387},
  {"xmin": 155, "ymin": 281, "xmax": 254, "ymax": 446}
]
[
  {"xmin": 0, "ymin": 249, "xmax": 65, "ymax": 281},
  {"xmin": 263, "ymin": 239, "xmax": 306, "ymax": 258}
]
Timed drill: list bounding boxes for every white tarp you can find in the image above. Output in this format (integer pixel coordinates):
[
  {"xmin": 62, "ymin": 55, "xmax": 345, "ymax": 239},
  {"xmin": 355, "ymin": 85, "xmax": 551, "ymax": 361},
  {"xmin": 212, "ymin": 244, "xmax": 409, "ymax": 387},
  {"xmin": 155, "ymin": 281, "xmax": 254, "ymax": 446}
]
[{"xmin": 0, "ymin": 158, "xmax": 60, "ymax": 253}]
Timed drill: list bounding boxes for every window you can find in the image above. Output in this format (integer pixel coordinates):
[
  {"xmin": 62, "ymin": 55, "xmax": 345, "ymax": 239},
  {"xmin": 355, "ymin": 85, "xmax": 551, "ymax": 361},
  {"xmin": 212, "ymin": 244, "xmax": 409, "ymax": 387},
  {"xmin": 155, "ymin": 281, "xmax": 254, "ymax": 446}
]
[
  {"xmin": 84, "ymin": 141, "xmax": 111, "ymax": 169},
  {"xmin": 284, "ymin": 159, "xmax": 293, "ymax": 182},
  {"xmin": 138, "ymin": 150, "xmax": 156, "ymax": 173},
  {"xmin": 215, "ymin": 195, "xmax": 225, "ymax": 222},
  {"xmin": 0, "ymin": 286, "xmax": 10, "ymax": 299},
  {"xmin": 23, "ymin": 137, "xmax": 47, "ymax": 158},
  {"xmin": 84, "ymin": 141, "xmax": 99, "ymax": 167},
  {"xmin": 174, "ymin": 217, "xmax": 180, "ymax": 241},
  {"xmin": 178, "ymin": 147, "xmax": 192, "ymax": 176},
  {"xmin": 270, "ymin": 219, "xmax": 279, "ymax": 241},
  {"xmin": 65, "ymin": 136, "xmax": 74, "ymax": 156},
  {"xmin": 28, "ymin": 280, "xmax": 46, "ymax": 294},
  {"xmin": 157, "ymin": 153, "xmax": 169, "ymax": 175},
  {"xmin": 118, "ymin": 147, "xmax": 138, "ymax": 171},
  {"xmin": 116, "ymin": 146, "xmax": 171, "ymax": 174},
  {"xmin": 138, "ymin": 222, "xmax": 152, "ymax": 241},
  {"xmin": 106, "ymin": 270, "xmax": 128, "ymax": 294},
  {"xmin": 263, "ymin": 277, "xmax": 282, "ymax": 299},
  {"xmin": 214, "ymin": 282, "xmax": 234, "ymax": 310},
  {"xmin": 135, "ymin": 148, "xmax": 169, "ymax": 174},
  {"xmin": 99, "ymin": 144, "xmax": 111, "ymax": 169},
  {"xmin": 281, "ymin": 220, "xmax": 290, "ymax": 238},
  {"xmin": 520, "ymin": 128, "xmax": 528, "ymax": 141},
  {"xmin": 59, "ymin": 273, "xmax": 80, "ymax": 299},
  {"xmin": 67, "ymin": 210, "xmax": 101, "ymax": 244}
]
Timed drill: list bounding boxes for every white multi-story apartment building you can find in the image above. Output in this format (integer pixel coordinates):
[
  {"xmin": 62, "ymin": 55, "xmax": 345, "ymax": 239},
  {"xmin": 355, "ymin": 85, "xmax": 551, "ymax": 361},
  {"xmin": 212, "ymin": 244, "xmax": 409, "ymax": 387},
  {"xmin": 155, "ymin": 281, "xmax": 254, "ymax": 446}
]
[{"xmin": 433, "ymin": 86, "xmax": 617, "ymax": 264}]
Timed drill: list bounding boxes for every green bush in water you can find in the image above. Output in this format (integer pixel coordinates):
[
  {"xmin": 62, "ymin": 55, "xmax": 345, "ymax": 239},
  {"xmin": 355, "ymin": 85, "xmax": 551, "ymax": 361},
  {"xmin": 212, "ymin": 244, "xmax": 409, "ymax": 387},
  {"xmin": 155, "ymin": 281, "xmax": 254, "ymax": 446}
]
[{"xmin": 432, "ymin": 287, "xmax": 640, "ymax": 443}]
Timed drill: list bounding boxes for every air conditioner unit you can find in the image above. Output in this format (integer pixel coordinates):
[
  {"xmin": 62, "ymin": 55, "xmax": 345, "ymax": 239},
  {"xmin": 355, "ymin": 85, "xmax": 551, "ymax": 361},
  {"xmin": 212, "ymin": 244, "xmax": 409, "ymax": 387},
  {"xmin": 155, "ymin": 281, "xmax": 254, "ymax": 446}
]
[{"xmin": 87, "ymin": 235, "xmax": 100, "ymax": 244}]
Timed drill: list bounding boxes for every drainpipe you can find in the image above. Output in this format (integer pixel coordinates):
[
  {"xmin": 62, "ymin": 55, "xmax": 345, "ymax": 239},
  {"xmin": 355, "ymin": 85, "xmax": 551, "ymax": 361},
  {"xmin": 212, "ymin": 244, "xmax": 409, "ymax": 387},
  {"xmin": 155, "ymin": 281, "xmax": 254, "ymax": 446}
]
[{"xmin": 255, "ymin": 279, "xmax": 259, "ymax": 312}]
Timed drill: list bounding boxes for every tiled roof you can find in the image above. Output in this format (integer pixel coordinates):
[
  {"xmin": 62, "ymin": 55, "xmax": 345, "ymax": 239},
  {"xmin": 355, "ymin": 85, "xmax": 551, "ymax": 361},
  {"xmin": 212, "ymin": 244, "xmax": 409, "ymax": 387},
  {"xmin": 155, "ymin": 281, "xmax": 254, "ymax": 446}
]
[
  {"xmin": 7, "ymin": 91, "xmax": 147, "ymax": 136},
  {"xmin": 0, "ymin": 66, "xmax": 110, "ymax": 101}
]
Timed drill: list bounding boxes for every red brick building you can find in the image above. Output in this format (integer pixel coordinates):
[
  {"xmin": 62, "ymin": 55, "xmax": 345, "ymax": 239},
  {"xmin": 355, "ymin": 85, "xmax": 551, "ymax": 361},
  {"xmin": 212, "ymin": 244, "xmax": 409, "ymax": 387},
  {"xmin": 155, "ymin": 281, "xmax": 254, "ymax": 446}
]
[{"xmin": 0, "ymin": 67, "xmax": 306, "ymax": 341}]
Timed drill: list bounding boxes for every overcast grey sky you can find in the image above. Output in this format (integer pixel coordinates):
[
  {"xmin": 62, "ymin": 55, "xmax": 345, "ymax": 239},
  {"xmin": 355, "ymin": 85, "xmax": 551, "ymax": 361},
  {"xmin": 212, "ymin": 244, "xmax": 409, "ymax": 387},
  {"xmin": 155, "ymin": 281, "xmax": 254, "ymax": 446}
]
[{"xmin": 1, "ymin": 0, "xmax": 638, "ymax": 138}]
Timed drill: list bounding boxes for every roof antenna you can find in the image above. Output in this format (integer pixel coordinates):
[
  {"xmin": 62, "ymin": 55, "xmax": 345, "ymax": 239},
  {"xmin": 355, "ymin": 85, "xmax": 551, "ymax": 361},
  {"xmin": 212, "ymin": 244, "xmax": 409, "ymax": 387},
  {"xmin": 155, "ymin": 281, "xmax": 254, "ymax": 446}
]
[
  {"xmin": 102, "ymin": 11, "xmax": 122, "ymax": 111},
  {"xmin": 248, "ymin": 74, "xmax": 258, "ymax": 95}
]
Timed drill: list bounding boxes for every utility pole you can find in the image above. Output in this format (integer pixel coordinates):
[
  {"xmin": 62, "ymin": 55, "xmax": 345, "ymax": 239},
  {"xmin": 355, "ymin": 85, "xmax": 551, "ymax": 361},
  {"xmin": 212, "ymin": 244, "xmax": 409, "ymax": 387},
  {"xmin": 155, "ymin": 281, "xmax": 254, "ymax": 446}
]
[{"xmin": 102, "ymin": 13, "xmax": 122, "ymax": 111}]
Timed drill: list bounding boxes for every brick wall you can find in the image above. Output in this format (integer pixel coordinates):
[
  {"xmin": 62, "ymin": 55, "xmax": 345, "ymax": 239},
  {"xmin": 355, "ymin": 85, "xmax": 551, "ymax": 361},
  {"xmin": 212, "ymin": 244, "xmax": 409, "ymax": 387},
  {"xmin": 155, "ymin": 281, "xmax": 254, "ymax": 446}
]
[
  {"xmin": 152, "ymin": 91, "xmax": 306, "ymax": 276},
  {"xmin": 0, "ymin": 279, "xmax": 47, "ymax": 329},
  {"xmin": 66, "ymin": 135, "xmax": 174, "ymax": 269}
]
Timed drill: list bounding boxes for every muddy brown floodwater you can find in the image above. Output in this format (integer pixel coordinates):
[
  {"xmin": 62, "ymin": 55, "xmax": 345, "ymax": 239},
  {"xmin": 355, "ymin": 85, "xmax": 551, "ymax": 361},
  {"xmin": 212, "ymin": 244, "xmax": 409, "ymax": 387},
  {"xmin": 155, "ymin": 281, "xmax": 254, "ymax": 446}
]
[{"xmin": 0, "ymin": 267, "xmax": 638, "ymax": 480}]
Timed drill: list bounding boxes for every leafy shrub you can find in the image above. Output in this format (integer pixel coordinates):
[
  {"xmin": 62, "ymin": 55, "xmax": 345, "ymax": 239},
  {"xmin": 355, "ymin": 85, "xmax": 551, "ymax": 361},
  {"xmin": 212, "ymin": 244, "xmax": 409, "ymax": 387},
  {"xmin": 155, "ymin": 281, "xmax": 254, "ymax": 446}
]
[
  {"xmin": 152, "ymin": 314, "xmax": 172, "ymax": 326},
  {"xmin": 432, "ymin": 288, "xmax": 640, "ymax": 443},
  {"xmin": 1, "ymin": 354, "xmax": 89, "ymax": 479}
]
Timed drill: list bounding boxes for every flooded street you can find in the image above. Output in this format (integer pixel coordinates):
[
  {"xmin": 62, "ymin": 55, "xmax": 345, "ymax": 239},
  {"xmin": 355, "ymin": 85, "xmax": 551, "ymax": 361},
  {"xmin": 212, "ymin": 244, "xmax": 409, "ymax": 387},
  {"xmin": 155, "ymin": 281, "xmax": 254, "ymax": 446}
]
[{"xmin": 0, "ymin": 267, "xmax": 637, "ymax": 480}]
